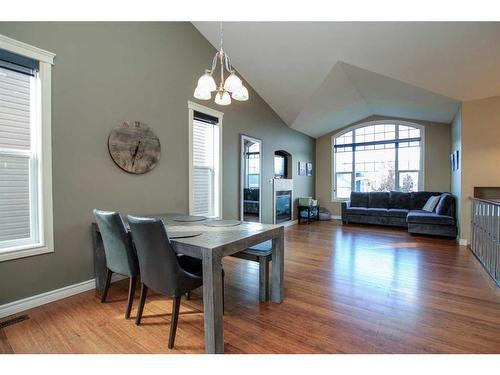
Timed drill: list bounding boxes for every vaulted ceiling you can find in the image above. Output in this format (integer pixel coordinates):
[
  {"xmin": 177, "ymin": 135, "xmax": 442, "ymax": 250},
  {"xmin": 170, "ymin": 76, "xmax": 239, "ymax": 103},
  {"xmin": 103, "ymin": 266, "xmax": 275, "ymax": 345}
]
[{"xmin": 192, "ymin": 22, "xmax": 500, "ymax": 138}]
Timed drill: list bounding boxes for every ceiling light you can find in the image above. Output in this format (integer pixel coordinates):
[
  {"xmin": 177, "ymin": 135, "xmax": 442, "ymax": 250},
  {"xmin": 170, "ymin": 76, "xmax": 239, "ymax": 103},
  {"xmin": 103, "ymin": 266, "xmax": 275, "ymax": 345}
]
[
  {"xmin": 224, "ymin": 73, "xmax": 242, "ymax": 93},
  {"xmin": 232, "ymin": 85, "xmax": 249, "ymax": 101},
  {"xmin": 215, "ymin": 90, "xmax": 231, "ymax": 105},
  {"xmin": 194, "ymin": 22, "xmax": 249, "ymax": 106},
  {"xmin": 197, "ymin": 71, "xmax": 217, "ymax": 92},
  {"xmin": 194, "ymin": 86, "xmax": 211, "ymax": 100}
]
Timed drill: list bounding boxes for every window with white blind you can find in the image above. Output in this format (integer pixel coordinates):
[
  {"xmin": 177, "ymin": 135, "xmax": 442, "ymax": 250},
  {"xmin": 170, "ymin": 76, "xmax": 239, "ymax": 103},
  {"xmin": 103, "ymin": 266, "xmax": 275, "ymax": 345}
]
[
  {"xmin": 188, "ymin": 102, "xmax": 223, "ymax": 218},
  {"xmin": 0, "ymin": 35, "xmax": 54, "ymax": 261}
]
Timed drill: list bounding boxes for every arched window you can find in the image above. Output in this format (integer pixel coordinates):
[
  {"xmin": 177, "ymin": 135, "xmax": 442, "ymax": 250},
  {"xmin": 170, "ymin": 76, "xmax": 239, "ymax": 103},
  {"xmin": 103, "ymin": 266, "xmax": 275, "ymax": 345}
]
[{"xmin": 332, "ymin": 121, "xmax": 423, "ymax": 199}]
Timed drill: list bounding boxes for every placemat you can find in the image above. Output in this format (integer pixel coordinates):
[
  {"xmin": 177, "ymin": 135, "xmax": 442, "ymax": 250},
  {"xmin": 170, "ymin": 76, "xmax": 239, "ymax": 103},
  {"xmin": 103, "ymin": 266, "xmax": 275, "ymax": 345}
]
[
  {"xmin": 169, "ymin": 231, "xmax": 203, "ymax": 239},
  {"xmin": 172, "ymin": 215, "xmax": 207, "ymax": 222},
  {"xmin": 204, "ymin": 220, "xmax": 241, "ymax": 227}
]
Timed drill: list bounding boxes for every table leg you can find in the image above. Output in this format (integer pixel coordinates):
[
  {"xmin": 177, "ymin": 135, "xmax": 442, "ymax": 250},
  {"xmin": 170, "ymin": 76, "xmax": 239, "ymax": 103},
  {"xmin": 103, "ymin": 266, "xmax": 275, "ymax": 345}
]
[
  {"xmin": 202, "ymin": 251, "xmax": 224, "ymax": 354},
  {"xmin": 272, "ymin": 229, "xmax": 284, "ymax": 303}
]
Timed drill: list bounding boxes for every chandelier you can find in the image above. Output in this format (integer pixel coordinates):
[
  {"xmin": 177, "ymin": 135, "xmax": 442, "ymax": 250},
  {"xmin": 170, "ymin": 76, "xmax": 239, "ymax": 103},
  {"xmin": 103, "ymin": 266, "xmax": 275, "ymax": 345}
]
[{"xmin": 194, "ymin": 22, "xmax": 248, "ymax": 105}]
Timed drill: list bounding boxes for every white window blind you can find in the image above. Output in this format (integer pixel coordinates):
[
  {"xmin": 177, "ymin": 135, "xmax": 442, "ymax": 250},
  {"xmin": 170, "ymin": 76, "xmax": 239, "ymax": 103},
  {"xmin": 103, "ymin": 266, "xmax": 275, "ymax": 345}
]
[
  {"xmin": 0, "ymin": 65, "xmax": 38, "ymax": 249},
  {"xmin": 191, "ymin": 118, "xmax": 220, "ymax": 218}
]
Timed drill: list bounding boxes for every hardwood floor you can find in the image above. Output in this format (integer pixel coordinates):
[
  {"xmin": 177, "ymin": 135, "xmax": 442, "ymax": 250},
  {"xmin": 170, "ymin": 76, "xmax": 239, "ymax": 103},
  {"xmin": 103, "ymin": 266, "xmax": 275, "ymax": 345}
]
[{"xmin": 1, "ymin": 221, "xmax": 500, "ymax": 354}]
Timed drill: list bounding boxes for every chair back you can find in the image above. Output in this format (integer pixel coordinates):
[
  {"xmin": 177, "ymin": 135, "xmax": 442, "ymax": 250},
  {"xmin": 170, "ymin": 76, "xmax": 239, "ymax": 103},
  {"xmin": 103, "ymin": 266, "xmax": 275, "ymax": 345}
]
[
  {"xmin": 93, "ymin": 209, "xmax": 139, "ymax": 277},
  {"xmin": 127, "ymin": 215, "xmax": 199, "ymax": 297}
]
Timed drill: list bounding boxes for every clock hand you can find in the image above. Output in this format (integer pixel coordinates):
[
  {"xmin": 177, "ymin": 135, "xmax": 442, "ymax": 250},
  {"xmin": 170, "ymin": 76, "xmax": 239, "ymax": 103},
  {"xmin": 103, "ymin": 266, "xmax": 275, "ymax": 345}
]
[
  {"xmin": 131, "ymin": 141, "xmax": 142, "ymax": 167},
  {"xmin": 131, "ymin": 141, "xmax": 141, "ymax": 159}
]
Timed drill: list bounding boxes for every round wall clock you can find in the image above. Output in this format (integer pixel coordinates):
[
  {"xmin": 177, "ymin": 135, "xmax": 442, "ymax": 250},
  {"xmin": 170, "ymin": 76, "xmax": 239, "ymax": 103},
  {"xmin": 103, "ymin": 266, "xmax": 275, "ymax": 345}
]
[{"xmin": 108, "ymin": 121, "xmax": 161, "ymax": 174}]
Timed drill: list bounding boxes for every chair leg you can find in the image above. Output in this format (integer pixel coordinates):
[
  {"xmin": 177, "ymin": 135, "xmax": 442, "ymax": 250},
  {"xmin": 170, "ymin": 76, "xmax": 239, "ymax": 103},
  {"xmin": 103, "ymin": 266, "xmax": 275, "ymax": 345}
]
[
  {"xmin": 135, "ymin": 283, "xmax": 148, "ymax": 325},
  {"xmin": 101, "ymin": 269, "xmax": 112, "ymax": 303},
  {"xmin": 222, "ymin": 269, "xmax": 225, "ymax": 314},
  {"xmin": 125, "ymin": 276, "xmax": 137, "ymax": 319},
  {"xmin": 185, "ymin": 291, "xmax": 190, "ymax": 300},
  {"xmin": 259, "ymin": 257, "xmax": 270, "ymax": 302},
  {"xmin": 168, "ymin": 296, "xmax": 182, "ymax": 349}
]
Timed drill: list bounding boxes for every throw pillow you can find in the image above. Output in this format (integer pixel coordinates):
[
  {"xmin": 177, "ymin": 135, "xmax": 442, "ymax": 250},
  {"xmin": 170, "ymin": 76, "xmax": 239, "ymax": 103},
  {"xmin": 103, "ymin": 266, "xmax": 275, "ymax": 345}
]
[
  {"xmin": 422, "ymin": 195, "xmax": 440, "ymax": 212},
  {"xmin": 435, "ymin": 193, "xmax": 453, "ymax": 216}
]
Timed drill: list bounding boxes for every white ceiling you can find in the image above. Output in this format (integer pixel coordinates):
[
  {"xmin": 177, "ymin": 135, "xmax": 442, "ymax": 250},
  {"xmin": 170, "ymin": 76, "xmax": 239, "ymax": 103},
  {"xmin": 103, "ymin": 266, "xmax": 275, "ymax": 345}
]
[{"xmin": 193, "ymin": 22, "xmax": 500, "ymax": 138}]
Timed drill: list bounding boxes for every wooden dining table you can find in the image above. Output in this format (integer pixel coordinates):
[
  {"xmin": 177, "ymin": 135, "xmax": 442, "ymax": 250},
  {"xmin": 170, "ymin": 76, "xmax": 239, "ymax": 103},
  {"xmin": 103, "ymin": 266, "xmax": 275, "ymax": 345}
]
[{"xmin": 91, "ymin": 213, "xmax": 285, "ymax": 354}]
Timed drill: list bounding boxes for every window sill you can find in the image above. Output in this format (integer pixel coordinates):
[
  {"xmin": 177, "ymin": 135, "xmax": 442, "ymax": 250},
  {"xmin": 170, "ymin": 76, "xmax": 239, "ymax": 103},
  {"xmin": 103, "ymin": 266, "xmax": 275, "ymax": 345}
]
[
  {"xmin": 0, "ymin": 243, "xmax": 54, "ymax": 262},
  {"xmin": 331, "ymin": 198, "xmax": 349, "ymax": 203}
]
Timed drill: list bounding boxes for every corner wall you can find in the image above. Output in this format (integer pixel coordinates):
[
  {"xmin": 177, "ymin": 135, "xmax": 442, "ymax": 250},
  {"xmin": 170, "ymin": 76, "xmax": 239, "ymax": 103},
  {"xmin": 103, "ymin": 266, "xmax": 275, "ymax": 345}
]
[
  {"xmin": 460, "ymin": 96, "xmax": 500, "ymax": 243},
  {"xmin": 315, "ymin": 115, "xmax": 451, "ymax": 217}
]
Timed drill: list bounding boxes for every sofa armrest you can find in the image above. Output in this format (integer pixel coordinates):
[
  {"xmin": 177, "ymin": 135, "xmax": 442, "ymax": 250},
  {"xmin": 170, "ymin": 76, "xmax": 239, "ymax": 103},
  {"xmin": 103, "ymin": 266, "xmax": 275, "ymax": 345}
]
[{"xmin": 341, "ymin": 200, "xmax": 351, "ymax": 223}]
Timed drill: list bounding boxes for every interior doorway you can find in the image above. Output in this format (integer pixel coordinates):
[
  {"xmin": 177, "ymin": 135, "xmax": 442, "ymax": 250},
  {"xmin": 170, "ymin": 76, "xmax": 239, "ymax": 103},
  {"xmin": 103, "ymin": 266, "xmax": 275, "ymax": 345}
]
[{"xmin": 240, "ymin": 135, "xmax": 262, "ymax": 222}]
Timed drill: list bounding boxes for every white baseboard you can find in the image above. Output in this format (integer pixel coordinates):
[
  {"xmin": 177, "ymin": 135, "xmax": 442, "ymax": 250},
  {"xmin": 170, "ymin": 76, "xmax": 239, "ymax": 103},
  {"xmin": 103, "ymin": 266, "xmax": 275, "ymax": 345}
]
[
  {"xmin": 331, "ymin": 215, "xmax": 342, "ymax": 220},
  {"xmin": 0, "ymin": 274, "xmax": 126, "ymax": 319},
  {"xmin": 458, "ymin": 238, "xmax": 468, "ymax": 246}
]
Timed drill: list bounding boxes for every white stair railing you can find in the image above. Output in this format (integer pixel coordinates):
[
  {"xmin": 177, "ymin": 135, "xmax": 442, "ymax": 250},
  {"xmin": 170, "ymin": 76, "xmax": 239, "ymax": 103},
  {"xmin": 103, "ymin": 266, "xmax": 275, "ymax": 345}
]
[{"xmin": 470, "ymin": 197, "xmax": 500, "ymax": 286}]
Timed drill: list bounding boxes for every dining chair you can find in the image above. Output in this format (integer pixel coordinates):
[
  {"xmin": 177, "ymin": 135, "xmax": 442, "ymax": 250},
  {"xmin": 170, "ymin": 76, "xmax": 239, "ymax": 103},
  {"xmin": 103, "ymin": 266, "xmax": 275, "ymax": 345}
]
[
  {"xmin": 127, "ymin": 215, "xmax": 224, "ymax": 349},
  {"xmin": 93, "ymin": 209, "xmax": 140, "ymax": 319}
]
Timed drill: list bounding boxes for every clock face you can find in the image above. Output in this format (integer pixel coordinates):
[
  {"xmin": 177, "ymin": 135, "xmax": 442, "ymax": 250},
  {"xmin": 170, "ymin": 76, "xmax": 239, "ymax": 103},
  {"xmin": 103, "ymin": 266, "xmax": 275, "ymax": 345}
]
[{"xmin": 108, "ymin": 121, "xmax": 161, "ymax": 174}]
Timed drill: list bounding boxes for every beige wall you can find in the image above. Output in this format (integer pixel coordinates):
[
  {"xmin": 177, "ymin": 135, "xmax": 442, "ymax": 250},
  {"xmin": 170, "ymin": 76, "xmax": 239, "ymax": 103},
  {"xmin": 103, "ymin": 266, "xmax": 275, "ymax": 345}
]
[
  {"xmin": 0, "ymin": 22, "xmax": 315, "ymax": 304},
  {"xmin": 315, "ymin": 115, "xmax": 451, "ymax": 217},
  {"xmin": 460, "ymin": 96, "xmax": 500, "ymax": 242}
]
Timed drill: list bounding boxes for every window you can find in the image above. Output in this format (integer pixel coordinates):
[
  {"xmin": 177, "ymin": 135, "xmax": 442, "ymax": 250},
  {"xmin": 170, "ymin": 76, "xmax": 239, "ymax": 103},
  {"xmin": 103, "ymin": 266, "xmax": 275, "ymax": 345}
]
[
  {"xmin": 332, "ymin": 121, "xmax": 423, "ymax": 200},
  {"xmin": 245, "ymin": 142, "xmax": 260, "ymax": 188},
  {"xmin": 188, "ymin": 102, "xmax": 223, "ymax": 218},
  {"xmin": 0, "ymin": 35, "xmax": 54, "ymax": 261}
]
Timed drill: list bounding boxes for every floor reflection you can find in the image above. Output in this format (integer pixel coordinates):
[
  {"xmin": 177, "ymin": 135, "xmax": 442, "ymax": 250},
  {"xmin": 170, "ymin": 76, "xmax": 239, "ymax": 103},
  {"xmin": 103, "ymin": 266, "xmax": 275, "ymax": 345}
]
[{"xmin": 332, "ymin": 231, "xmax": 421, "ymax": 301}]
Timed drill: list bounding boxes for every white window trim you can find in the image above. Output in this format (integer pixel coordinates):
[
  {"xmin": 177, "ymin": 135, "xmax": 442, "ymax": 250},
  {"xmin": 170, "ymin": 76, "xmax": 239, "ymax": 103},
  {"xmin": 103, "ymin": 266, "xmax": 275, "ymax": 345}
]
[
  {"xmin": 188, "ymin": 101, "xmax": 223, "ymax": 218},
  {"xmin": 0, "ymin": 34, "xmax": 55, "ymax": 262},
  {"xmin": 331, "ymin": 119, "xmax": 425, "ymax": 202}
]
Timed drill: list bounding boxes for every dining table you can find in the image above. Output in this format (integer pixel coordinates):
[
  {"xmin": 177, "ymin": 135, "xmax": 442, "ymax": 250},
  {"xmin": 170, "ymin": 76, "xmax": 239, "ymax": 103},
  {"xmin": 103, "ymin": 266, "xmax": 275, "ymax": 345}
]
[{"xmin": 91, "ymin": 213, "xmax": 285, "ymax": 354}]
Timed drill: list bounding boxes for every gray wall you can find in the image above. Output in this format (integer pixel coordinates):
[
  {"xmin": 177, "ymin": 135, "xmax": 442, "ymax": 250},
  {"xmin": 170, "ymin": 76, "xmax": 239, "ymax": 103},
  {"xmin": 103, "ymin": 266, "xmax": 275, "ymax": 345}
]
[{"xmin": 0, "ymin": 22, "xmax": 315, "ymax": 304}]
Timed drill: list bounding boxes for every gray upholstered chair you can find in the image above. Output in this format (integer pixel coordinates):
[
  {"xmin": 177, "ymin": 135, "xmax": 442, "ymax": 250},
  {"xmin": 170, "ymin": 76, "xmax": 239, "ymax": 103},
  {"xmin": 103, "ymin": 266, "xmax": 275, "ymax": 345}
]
[
  {"xmin": 128, "ymin": 215, "xmax": 223, "ymax": 349},
  {"xmin": 93, "ymin": 209, "xmax": 139, "ymax": 319}
]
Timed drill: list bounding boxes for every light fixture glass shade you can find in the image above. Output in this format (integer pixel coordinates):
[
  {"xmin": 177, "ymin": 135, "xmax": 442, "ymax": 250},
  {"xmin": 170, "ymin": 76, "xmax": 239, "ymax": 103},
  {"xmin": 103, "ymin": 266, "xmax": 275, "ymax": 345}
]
[
  {"xmin": 194, "ymin": 86, "xmax": 211, "ymax": 100},
  {"xmin": 197, "ymin": 72, "xmax": 217, "ymax": 92},
  {"xmin": 223, "ymin": 73, "xmax": 243, "ymax": 92},
  {"xmin": 215, "ymin": 91, "xmax": 231, "ymax": 106},
  {"xmin": 232, "ymin": 85, "xmax": 249, "ymax": 101}
]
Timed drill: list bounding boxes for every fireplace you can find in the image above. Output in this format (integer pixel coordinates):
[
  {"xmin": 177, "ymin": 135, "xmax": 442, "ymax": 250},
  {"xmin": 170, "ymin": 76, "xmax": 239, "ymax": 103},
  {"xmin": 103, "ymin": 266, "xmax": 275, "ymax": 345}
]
[
  {"xmin": 273, "ymin": 178, "xmax": 294, "ymax": 224},
  {"xmin": 276, "ymin": 190, "xmax": 292, "ymax": 223}
]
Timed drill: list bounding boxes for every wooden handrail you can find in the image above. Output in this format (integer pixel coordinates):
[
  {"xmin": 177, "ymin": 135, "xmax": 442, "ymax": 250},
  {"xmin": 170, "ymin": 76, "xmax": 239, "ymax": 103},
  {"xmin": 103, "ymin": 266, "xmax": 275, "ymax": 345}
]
[{"xmin": 469, "ymin": 196, "xmax": 500, "ymax": 206}]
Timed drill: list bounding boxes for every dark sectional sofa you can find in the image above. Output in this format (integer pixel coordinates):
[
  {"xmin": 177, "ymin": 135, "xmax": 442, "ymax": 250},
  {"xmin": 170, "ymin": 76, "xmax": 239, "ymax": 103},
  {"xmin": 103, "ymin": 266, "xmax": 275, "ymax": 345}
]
[{"xmin": 341, "ymin": 191, "xmax": 457, "ymax": 238}]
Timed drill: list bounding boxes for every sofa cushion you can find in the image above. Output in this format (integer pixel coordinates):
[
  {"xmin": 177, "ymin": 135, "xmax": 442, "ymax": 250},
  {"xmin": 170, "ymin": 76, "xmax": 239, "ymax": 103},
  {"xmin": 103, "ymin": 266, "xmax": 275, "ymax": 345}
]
[
  {"xmin": 389, "ymin": 191, "xmax": 411, "ymax": 209},
  {"xmin": 350, "ymin": 192, "xmax": 369, "ymax": 207},
  {"xmin": 407, "ymin": 210, "xmax": 455, "ymax": 226},
  {"xmin": 422, "ymin": 195, "xmax": 440, "ymax": 212},
  {"xmin": 435, "ymin": 193, "xmax": 454, "ymax": 216},
  {"xmin": 410, "ymin": 191, "xmax": 441, "ymax": 210},
  {"xmin": 346, "ymin": 207, "xmax": 390, "ymax": 216},
  {"xmin": 368, "ymin": 192, "xmax": 390, "ymax": 208},
  {"xmin": 345, "ymin": 207, "xmax": 368, "ymax": 215},
  {"xmin": 387, "ymin": 208, "xmax": 409, "ymax": 218}
]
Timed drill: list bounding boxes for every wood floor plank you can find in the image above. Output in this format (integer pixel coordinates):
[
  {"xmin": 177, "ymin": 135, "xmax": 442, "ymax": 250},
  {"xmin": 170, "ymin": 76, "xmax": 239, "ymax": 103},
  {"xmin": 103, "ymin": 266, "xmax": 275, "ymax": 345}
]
[{"xmin": 2, "ymin": 221, "xmax": 500, "ymax": 353}]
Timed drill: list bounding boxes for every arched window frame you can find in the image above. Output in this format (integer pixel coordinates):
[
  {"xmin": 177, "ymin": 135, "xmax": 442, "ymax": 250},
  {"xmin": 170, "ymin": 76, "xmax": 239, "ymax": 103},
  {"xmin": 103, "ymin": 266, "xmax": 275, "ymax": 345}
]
[{"xmin": 331, "ymin": 120, "xmax": 425, "ymax": 201}]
